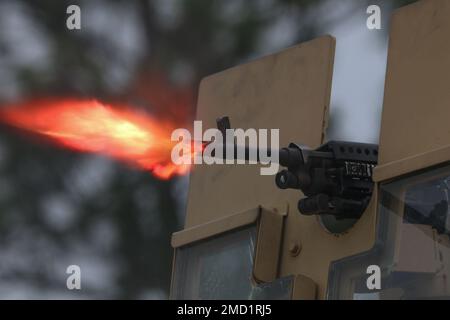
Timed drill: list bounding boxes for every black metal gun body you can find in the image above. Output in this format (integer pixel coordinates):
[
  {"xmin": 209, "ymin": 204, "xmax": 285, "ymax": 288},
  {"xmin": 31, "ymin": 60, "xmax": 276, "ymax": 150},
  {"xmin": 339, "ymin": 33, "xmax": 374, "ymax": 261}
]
[
  {"xmin": 215, "ymin": 116, "xmax": 378, "ymax": 219},
  {"xmin": 276, "ymin": 141, "xmax": 377, "ymax": 219}
]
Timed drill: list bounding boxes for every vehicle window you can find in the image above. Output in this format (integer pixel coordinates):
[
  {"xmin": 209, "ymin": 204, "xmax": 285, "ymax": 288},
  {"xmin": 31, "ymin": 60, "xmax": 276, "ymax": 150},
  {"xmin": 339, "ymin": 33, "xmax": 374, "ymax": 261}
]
[
  {"xmin": 328, "ymin": 164, "xmax": 450, "ymax": 299},
  {"xmin": 171, "ymin": 225, "xmax": 293, "ymax": 300}
]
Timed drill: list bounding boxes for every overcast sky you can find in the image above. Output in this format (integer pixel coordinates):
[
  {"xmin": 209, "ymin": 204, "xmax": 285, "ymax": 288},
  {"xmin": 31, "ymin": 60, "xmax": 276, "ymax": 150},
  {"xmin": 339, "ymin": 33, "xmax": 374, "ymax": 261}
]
[{"xmin": 325, "ymin": 0, "xmax": 390, "ymax": 144}]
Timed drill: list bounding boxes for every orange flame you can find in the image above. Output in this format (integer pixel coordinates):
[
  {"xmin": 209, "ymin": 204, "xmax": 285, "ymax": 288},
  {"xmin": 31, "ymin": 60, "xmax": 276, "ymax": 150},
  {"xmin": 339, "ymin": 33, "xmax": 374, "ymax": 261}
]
[{"xmin": 0, "ymin": 98, "xmax": 196, "ymax": 179}]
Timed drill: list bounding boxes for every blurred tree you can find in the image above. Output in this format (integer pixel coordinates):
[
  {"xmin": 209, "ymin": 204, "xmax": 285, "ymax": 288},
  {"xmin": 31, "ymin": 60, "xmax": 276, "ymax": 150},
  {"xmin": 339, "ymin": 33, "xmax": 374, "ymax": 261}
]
[{"xmin": 0, "ymin": 0, "xmax": 418, "ymax": 298}]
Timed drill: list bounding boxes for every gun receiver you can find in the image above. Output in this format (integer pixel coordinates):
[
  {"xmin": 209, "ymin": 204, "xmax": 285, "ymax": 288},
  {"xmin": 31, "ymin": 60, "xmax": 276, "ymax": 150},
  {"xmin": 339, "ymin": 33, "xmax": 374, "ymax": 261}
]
[{"xmin": 215, "ymin": 116, "xmax": 378, "ymax": 220}]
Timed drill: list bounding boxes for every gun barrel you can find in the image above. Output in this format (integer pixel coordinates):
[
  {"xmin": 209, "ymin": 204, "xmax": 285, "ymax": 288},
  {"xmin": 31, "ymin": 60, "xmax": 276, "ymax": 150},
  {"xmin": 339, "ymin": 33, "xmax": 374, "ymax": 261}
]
[
  {"xmin": 210, "ymin": 143, "xmax": 331, "ymax": 168},
  {"xmin": 212, "ymin": 144, "xmax": 278, "ymax": 163}
]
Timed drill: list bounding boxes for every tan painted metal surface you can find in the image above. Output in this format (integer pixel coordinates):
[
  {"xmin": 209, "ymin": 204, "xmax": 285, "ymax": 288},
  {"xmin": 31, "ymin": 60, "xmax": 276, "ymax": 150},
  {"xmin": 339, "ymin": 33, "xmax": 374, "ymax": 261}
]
[
  {"xmin": 374, "ymin": 144, "xmax": 450, "ymax": 182},
  {"xmin": 376, "ymin": 0, "xmax": 450, "ymax": 180},
  {"xmin": 253, "ymin": 207, "xmax": 285, "ymax": 283},
  {"xmin": 291, "ymin": 275, "xmax": 317, "ymax": 300},
  {"xmin": 279, "ymin": 190, "xmax": 378, "ymax": 299},
  {"xmin": 185, "ymin": 36, "xmax": 335, "ymax": 229}
]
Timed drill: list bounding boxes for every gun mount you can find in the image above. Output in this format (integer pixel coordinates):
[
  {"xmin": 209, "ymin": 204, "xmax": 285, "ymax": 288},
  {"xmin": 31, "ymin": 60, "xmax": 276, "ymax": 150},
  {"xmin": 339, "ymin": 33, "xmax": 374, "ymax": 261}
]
[{"xmin": 214, "ymin": 116, "xmax": 378, "ymax": 220}]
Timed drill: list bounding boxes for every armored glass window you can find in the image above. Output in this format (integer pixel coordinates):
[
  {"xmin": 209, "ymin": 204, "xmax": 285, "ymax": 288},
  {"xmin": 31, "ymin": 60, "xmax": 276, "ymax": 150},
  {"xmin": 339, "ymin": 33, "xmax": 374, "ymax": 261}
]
[
  {"xmin": 328, "ymin": 164, "xmax": 450, "ymax": 300},
  {"xmin": 171, "ymin": 225, "xmax": 293, "ymax": 300}
]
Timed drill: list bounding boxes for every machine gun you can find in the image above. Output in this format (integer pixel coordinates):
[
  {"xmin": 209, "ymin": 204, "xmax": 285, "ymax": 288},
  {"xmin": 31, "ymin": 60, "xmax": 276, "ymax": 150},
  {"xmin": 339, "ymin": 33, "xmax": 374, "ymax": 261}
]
[{"xmin": 214, "ymin": 116, "xmax": 378, "ymax": 220}]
